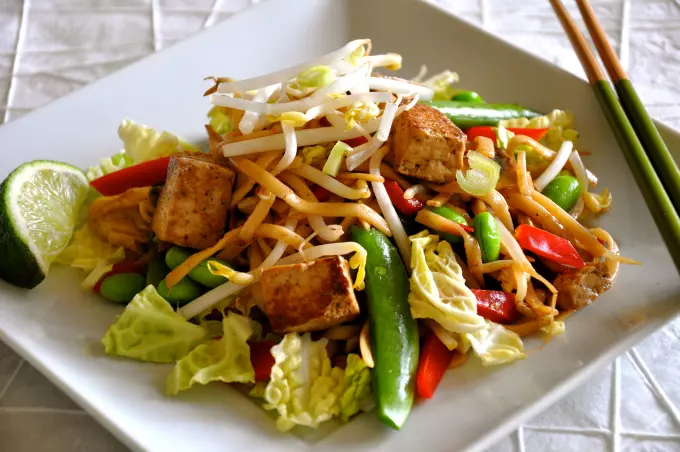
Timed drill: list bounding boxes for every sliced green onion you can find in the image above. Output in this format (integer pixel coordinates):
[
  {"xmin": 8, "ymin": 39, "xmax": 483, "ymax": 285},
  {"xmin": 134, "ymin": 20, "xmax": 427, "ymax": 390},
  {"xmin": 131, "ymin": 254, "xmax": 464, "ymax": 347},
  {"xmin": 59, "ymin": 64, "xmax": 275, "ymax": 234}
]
[
  {"xmin": 323, "ymin": 141, "xmax": 351, "ymax": 177},
  {"xmin": 297, "ymin": 65, "xmax": 336, "ymax": 88},
  {"xmin": 456, "ymin": 151, "xmax": 501, "ymax": 196},
  {"xmin": 494, "ymin": 125, "xmax": 515, "ymax": 150}
]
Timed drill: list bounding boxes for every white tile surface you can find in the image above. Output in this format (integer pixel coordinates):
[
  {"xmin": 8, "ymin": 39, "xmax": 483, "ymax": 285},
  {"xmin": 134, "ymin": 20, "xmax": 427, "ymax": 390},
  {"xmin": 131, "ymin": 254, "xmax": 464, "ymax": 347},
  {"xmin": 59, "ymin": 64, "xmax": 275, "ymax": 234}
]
[{"xmin": 0, "ymin": 0, "xmax": 679, "ymax": 451}]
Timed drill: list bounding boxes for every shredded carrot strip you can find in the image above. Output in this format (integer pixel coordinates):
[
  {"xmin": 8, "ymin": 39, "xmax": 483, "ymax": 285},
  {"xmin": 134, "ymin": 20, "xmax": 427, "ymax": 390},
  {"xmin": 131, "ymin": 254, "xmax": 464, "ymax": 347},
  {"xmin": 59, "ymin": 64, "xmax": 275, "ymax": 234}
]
[{"xmin": 165, "ymin": 227, "xmax": 243, "ymax": 289}]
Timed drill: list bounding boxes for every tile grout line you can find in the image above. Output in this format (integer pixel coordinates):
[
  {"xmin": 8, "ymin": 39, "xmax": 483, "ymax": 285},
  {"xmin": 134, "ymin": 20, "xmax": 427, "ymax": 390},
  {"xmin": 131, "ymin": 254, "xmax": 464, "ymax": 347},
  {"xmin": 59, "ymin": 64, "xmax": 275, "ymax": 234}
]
[
  {"xmin": 618, "ymin": 0, "xmax": 630, "ymax": 72},
  {"xmin": 479, "ymin": 0, "xmax": 489, "ymax": 27},
  {"xmin": 522, "ymin": 425, "xmax": 611, "ymax": 435},
  {"xmin": 203, "ymin": 0, "xmax": 224, "ymax": 29},
  {"xmin": 0, "ymin": 360, "xmax": 24, "ymax": 402},
  {"xmin": 517, "ymin": 426, "xmax": 526, "ymax": 452},
  {"xmin": 611, "ymin": 357, "xmax": 621, "ymax": 452},
  {"xmin": 627, "ymin": 349, "xmax": 680, "ymax": 428},
  {"xmin": 3, "ymin": 0, "xmax": 31, "ymax": 124},
  {"xmin": 151, "ymin": 0, "xmax": 161, "ymax": 52}
]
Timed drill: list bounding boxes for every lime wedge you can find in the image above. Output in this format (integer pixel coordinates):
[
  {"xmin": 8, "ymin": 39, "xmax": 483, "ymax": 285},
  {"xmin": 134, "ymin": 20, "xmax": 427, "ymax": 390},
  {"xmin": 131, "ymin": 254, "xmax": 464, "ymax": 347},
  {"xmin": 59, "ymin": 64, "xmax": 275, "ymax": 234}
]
[{"xmin": 0, "ymin": 161, "xmax": 89, "ymax": 288}]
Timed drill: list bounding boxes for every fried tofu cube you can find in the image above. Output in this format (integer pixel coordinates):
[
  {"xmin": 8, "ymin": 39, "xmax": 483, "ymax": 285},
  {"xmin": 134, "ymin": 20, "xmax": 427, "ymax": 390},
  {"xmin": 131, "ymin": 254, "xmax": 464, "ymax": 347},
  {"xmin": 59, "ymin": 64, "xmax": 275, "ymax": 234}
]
[
  {"xmin": 391, "ymin": 103, "xmax": 466, "ymax": 183},
  {"xmin": 260, "ymin": 256, "xmax": 360, "ymax": 333},
  {"xmin": 152, "ymin": 154, "xmax": 235, "ymax": 250}
]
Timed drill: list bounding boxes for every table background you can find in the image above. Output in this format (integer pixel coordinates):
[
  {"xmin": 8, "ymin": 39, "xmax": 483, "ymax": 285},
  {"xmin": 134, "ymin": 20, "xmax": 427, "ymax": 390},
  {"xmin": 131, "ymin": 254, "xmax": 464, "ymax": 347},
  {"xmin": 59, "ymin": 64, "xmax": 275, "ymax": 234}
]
[{"xmin": 0, "ymin": 0, "xmax": 679, "ymax": 451}]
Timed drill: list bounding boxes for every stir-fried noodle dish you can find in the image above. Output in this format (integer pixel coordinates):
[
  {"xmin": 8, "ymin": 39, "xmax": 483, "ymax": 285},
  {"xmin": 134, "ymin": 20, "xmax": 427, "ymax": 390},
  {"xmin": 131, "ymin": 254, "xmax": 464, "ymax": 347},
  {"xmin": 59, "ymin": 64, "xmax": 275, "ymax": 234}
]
[{"xmin": 1, "ymin": 39, "xmax": 638, "ymax": 431}]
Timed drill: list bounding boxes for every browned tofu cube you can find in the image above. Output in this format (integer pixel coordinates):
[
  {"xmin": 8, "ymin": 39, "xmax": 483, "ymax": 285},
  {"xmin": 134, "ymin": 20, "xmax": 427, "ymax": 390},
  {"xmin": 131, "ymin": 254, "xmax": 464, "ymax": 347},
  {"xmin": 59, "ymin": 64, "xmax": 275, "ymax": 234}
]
[
  {"xmin": 152, "ymin": 154, "xmax": 235, "ymax": 250},
  {"xmin": 391, "ymin": 103, "xmax": 466, "ymax": 183},
  {"xmin": 260, "ymin": 256, "xmax": 360, "ymax": 333}
]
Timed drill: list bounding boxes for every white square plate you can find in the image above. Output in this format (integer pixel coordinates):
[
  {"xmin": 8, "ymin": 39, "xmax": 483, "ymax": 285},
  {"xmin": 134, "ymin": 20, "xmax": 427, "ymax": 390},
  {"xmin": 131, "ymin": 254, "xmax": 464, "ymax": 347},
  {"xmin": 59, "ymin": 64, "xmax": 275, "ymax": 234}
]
[{"xmin": 1, "ymin": 0, "xmax": 679, "ymax": 451}]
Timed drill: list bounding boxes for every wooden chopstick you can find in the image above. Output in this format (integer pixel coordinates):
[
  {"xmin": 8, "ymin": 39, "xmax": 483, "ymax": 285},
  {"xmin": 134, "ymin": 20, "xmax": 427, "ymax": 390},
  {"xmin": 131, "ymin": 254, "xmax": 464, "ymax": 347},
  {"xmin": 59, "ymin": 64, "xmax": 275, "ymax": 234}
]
[
  {"xmin": 549, "ymin": 0, "xmax": 680, "ymax": 272},
  {"xmin": 575, "ymin": 0, "xmax": 680, "ymax": 212}
]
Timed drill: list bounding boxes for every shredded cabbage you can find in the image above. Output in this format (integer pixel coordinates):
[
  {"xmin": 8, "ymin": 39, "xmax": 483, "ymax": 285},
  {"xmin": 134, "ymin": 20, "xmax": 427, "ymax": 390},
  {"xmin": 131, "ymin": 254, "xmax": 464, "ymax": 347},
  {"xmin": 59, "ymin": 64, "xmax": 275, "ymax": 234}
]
[
  {"xmin": 408, "ymin": 231, "xmax": 486, "ymax": 334},
  {"xmin": 456, "ymin": 151, "xmax": 501, "ymax": 196},
  {"xmin": 408, "ymin": 232, "xmax": 526, "ymax": 366},
  {"xmin": 86, "ymin": 151, "xmax": 132, "ymax": 181},
  {"xmin": 340, "ymin": 354, "xmax": 373, "ymax": 422},
  {"xmin": 421, "ymin": 70, "xmax": 460, "ymax": 101},
  {"xmin": 500, "ymin": 109, "xmax": 578, "ymax": 151},
  {"xmin": 465, "ymin": 320, "xmax": 526, "ymax": 366},
  {"xmin": 55, "ymin": 225, "xmax": 125, "ymax": 290},
  {"xmin": 101, "ymin": 285, "xmax": 206, "ymax": 363},
  {"xmin": 166, "ymin": 313, "xmax": 255, "ymax": 395},
  {"xmin": 118, "ymin": 118, "xmax": 198, "ymax": 164},
  {"xmin": 263, "ymin": 332, "xmax": 344, "ymax": 431}
]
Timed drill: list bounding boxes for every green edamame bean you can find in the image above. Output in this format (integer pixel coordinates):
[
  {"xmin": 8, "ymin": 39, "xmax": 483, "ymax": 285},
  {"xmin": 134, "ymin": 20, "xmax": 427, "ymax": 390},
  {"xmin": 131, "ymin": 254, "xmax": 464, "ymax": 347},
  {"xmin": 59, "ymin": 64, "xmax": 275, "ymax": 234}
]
[
  {"xmin": 165, "ymin": 246, "xmax": 230, "ymax": 288},
  {"xmin": 157, "ymin": 277, "xmax": 202, "ymax": 306},
  {"xmin": 426, "ymin": 206, "xmax": 469, "ymax": 244},
  {"xmin": 542, "ymin": 175, "xmax": 581, "ymax": 212},
  {"xmin": 100, "ymin": 273, "xmax": 145, "ymax": 304},
  {"xmin": 146, "ymin": 255, "xmax": 169, "ymax": 288},
  {"xmin": 473, "ymin": 212, "xmax": 501, "ymax": 263},
  {"xmin": 451, "ymin": 91, "xmax": 483, "ymax": 103},
  {"xmin": 165, "ymin": 246, "xmax": 193, "ymax": 270}
]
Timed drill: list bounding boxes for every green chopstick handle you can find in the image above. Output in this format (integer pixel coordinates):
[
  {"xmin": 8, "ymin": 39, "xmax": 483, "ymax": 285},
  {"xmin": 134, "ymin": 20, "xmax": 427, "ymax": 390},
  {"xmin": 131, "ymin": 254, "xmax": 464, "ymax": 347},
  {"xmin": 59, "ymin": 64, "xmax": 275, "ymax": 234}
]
[
  {"xmin": 615, "ymin": 79, "xmax": 680, "ymax": 210},
  {"xmin": 593, "ymin": 80, "xmax": 680, "ymax": 273}
]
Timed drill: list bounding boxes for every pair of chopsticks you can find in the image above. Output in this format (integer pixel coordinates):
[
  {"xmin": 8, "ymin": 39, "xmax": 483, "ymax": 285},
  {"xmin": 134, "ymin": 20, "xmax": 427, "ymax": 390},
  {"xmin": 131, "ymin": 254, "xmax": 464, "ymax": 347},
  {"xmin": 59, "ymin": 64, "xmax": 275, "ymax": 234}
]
[{"xmin": 550, "ymin": 0, "xmax": 680, "ymax": 272}]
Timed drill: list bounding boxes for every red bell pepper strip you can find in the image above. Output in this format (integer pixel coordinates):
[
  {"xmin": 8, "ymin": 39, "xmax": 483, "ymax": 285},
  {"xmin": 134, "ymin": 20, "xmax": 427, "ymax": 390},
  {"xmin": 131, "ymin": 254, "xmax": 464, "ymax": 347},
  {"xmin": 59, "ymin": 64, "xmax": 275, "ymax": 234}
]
[
  {"xmin": 416, "ymin": 333, "xmax": 456, "ymax": 399},
  {"xmin": 92, "ymin": 260, "xmax": 145, "ymax": 293},
  {"xmin": 312, "ymin": 186, "xmax": 332, "ymax": 202},
  {"xmin": 384, "ymin": 180, "xmax": 425, "ymax": 216},
  {"xmin": 90, "ymin": 156, "xmax": 172, "ymax": 196},
  {"xmin": 471, "ymin": 289, "xmax": 519, "ymax": 324},
  {"xmin": 249, "ymin": 340, "xmax": 277, "ymax": 381},
  {"xmin": 515, "ymin": 224, "xmax": 586, "ymax": 269},
  {"xmin": 342, "ymin": 136, "xmax": 369, "ymax": 148},
  {"xmin": 465, "ymin": 126, "xmax": 549, "ymax": 142}
]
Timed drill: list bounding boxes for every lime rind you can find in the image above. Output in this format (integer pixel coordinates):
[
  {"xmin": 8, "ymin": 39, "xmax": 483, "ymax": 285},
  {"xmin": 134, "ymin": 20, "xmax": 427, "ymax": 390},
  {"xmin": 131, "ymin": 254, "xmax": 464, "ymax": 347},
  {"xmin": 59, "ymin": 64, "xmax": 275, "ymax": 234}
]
[{"xmin": 0, "ymin": 160, "xmax": 88, "ymax": 288}]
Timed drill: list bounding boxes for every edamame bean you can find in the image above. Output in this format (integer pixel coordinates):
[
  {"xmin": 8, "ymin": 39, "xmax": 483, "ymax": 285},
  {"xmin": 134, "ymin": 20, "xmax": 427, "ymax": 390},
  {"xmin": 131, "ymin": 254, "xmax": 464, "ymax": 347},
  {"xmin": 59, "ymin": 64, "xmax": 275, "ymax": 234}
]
[
  {"xmin": 542, "ymin": 175, "xmax": 581, "ymax": 212},
  {"xmin": 426, "ymin": 206, "xmax": 469, "ymax": 244},
  {"xmin": 451, "ymin": 91, "xmax": 483, "ymax": 103},
  {"xmin": 165, "ymin": 246, "xmax": 193, "ymax": 270},
  {"xmin": 146, "ymin": 255, "xmax": 169, "ymax": 288},
  {"xmin": 473, "ymin": 212, "xmax": 501, "ymax": 263},
  {"xmin": 100, "ymin": 273, "xmax": 146, "ymax": 304},
  {"xmin": 158, "ymin": 277, "xmax": 202, "ymax": 306},
  {"xmin": 165, "ymin": 246, "xmax": 231, "ymax": 288}
]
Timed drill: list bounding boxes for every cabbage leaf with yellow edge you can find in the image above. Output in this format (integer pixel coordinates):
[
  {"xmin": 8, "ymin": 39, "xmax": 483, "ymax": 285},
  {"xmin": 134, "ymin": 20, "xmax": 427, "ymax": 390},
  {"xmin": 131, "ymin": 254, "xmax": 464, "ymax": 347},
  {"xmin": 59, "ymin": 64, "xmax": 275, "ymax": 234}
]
[
  {"xmin": 101, "ymin": 285, "xmax": 206, "ymax": 363},
  {"xmin": 118, "ymin": 118, "xmax": 199, "ymax": 164},
  {"xmin": 166, "ymin": 313, "xmax": 255, "ymax": 395},
  {"xmin": 500, "ymin": 109, "xmax": 578, "ymax": 151},
  {"xmin": 408, "ymin": 232, "xmax": 526, "ymax": 366},
  {"xmin": 55, "ymin": 224, "xmax": 125, "ymax": 290},
  {"xmin": 408, "ymin": 231, "xmax": 486, "ymax": 334},
  {"xmin": 465, "ymin": 320, "xmax": 527, "ymax": 366},
  {"xmin": 263, "ymin": 333, "xmax": 344, "ymax": 431},
  {"xmin": 340, "ymin": 354, "xmax": 373, "ymax": 422}
]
